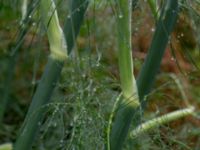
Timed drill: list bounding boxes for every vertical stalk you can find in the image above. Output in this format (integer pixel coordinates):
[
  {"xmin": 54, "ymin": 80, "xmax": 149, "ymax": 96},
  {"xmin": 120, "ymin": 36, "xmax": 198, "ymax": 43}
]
[
  {"xmin": 137, "ymin": 0, "xmax": 179, "ymax": 108},
  {"xmin": 14, "ymin": 0, "xmax": 67, "ymax": 149},
  {"xmin": 0, "ymin": 0, "xmax": 39, "ymax": 123},
  {"xmin": 14, "ymin": 0, "xmax": 89, "ymax": 149},
  {"xmin": 14, "ymin": 58, "xmax": 64, "ymax": 150},
  {"xmin": 109, "ymin": 0, "xmax": 140, "ymax": 149},
  {"xmin": 64, "ymin": 0, "xmax": 89, "ymax": 54}
]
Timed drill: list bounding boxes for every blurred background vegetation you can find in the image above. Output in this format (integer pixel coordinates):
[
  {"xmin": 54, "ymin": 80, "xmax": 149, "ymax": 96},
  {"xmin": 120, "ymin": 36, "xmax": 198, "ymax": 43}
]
[{"xmin": 0, "ymin": 0, "xmax": 200, "ymax": 149}]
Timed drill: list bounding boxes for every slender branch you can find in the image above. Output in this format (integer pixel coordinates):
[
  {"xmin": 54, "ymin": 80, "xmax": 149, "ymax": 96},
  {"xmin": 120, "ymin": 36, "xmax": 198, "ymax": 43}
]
[{"xmin": 130, "ymin": 106, "xmax": 195, "ymax": 138}]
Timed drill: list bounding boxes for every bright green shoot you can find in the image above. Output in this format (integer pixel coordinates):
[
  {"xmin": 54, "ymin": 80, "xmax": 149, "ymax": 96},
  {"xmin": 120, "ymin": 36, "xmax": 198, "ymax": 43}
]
[
  {"xmin": 130, "ymin": 106, "xmax": 195, "ymax": 138},
  {"xmin": 14, "ymin": 0, "xmax": 67, "ymax": 149},
  {"xmin": 116, "ymin": 1, "xmax": 139, "ymax": 108},
  {"xmin": 108, "ymin": 0, "xmax": 141, "ymax": 149},
  {"xmin": 109, "ymin": 0, "xmax": 181, "ymax": 149},
  {"xmin": 14, "ymin": 0, "xmax": 89, "ymax": 149},
  {"xmin": 41, "ymin": 0, "xmax": 67, "ymax": 60}
]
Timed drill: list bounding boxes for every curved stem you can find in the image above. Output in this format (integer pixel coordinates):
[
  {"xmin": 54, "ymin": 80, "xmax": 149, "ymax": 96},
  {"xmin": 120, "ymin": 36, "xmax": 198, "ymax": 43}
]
[{"xmin": 130, "ymin": 106, "xmax": 195, "ymax": 138}]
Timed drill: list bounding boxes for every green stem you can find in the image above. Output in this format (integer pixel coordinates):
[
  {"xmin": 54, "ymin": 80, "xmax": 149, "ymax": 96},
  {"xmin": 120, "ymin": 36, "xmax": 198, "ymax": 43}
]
[
  {"xmin": 64, "ymin": 0, "xmax": 89, "ymax": 54},
  {"xmin": 106, "ymin": 93, "xmax": 122, "ymax": 150},
  {"xmin": 147, "ymin": 0, "xmax": 159, "ymax": 19},
  {"xmin": 14, "ymin": 58, "xmax": 64, "ymax": 150},
  {"xmin": 14, "ymin": 0, "xmax": 66, "ymax": 149},
  {"xmin": 14, "ymin": 0, "xmax": 89, "ymax": 149},
  {"xmin": 0, "ymin": 0, "xmax": 39, "ymax": 123},
  {"xmin": 41, "ymin": 0, "xmax": 67, "ymax": 60},
  {"xmin": 137, "ymin": 0, "xmax": 179, "ymax": 108},
  {"xmin": 109, "ymin": 0, "xmax": 140, "ymax": 149},
  {"xmin": 130, "ymin": 106, "xmax": 195, "ymax": 138}
]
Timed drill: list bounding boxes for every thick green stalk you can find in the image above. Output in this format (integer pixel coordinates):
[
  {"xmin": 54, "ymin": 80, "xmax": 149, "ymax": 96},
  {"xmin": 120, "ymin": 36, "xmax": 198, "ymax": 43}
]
[
  {"xmin": 14, "ymin": 58, "xmax": 64, "ymax": 150},
  {"xmin": 109, "ymin": 0, "xmax": 140, "ymax": 149},
  {"xmin": 14, "ymin": 0, "xmax": 66, "ymax": 149},
  {"xmin": 137, "ymin": 0, "xmax": 179, "ymax": 107},
  {"xmin": 14, "ymin": 0, "xmax": 88, "ymax": 149},
  {"xmin": 40, "ymin": 0, "xmax": 67, "ymax": 60},
  {"xmin": 64, "ymin": 0, "xmax": 89, "ymax": 54}
]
